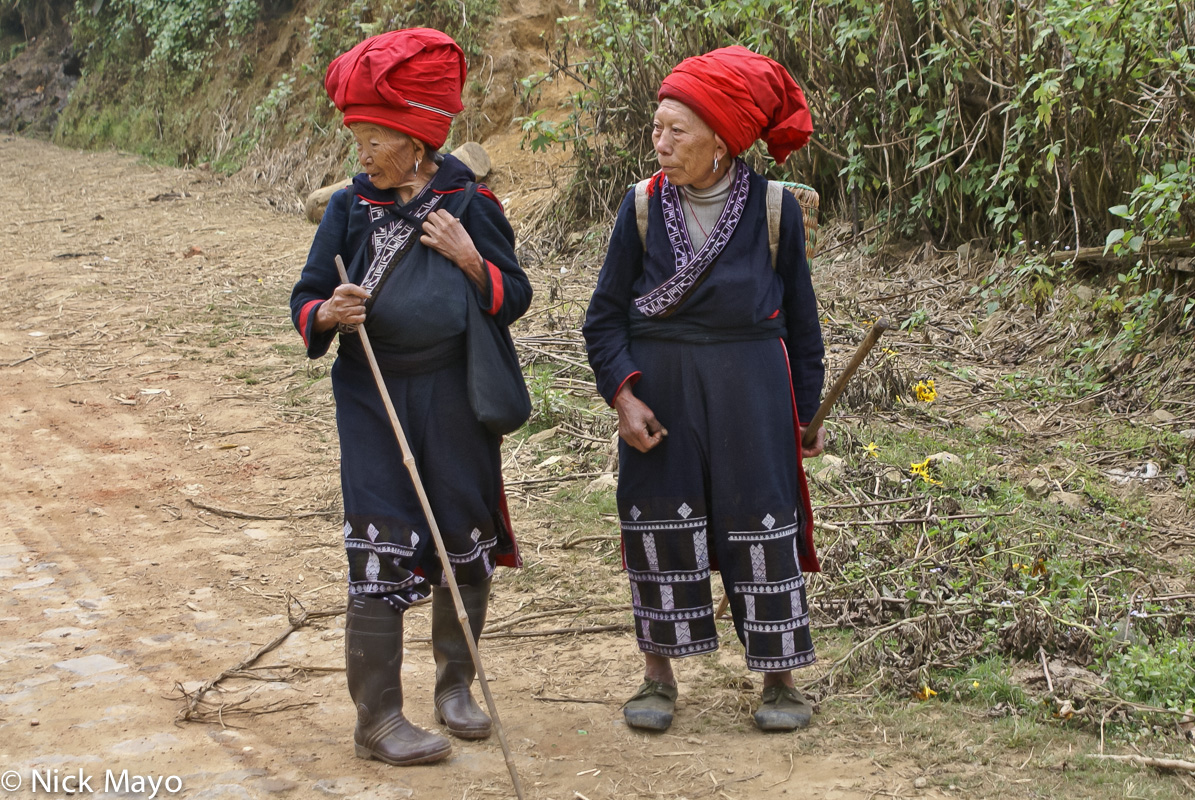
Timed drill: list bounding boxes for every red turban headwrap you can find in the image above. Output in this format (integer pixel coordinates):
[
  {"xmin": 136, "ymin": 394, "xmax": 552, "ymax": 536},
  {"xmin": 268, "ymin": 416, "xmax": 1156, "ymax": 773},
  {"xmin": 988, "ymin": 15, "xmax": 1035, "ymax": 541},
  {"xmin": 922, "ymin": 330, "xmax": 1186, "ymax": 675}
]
[
  {"xmin": 324, "ymin": 28, "xmax": 466, "ymax": 150},
  {"xmin": 658, "ymin": 46, "xmax": 813, "ymax": 165}
]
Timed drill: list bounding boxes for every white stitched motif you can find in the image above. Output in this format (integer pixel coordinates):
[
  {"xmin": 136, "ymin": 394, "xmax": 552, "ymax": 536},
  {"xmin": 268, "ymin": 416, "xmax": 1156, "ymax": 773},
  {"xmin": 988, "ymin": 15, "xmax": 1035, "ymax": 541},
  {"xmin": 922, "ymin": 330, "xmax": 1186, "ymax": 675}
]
[
  {"xmin": 751, "ymin": 543, "xmax": 767, "ymax": 582},
  {"xmin": 693, "ymin": 530, "xmax": 709, "ymax": 569},
  {"xmin": 644, "ymin": 533, "xmax": 659, "ymax": 572}
]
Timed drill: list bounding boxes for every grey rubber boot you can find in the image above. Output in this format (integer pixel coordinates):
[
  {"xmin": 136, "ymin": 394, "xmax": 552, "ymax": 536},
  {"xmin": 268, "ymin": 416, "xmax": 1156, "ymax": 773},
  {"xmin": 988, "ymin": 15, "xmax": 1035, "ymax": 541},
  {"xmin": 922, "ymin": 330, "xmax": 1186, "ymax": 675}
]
[
  {"xmin": 344, "ymin": 594, "xmax": 452, "ymax": 764},
  {"xmin": 431, "ymin": 579, "xmax": 492, "ymax": 739}
]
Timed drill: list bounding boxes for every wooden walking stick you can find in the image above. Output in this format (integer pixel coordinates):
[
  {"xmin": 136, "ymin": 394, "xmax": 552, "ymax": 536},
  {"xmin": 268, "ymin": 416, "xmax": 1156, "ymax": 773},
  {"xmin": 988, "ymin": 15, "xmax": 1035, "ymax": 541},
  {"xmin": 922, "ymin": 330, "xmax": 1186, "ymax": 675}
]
[
  {"xmin": 334, "ymin": 256, "xmax": 525, "ymax": 800},
  {"xmin": 714, "ymin": 318, "xmax": 894, "ymax": 620}
]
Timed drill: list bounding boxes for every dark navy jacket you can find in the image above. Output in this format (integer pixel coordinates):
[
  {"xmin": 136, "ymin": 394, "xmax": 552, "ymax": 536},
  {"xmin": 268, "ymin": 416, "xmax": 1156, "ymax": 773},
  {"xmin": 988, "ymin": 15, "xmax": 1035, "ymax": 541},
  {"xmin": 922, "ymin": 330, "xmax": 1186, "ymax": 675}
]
[
  {"xmin": 290, "ymin": 154, "xmax": 531, "ymax": 362},
  {"xmin": 583, "ymin": 168, "xmax": 825, "ymax": 422}
]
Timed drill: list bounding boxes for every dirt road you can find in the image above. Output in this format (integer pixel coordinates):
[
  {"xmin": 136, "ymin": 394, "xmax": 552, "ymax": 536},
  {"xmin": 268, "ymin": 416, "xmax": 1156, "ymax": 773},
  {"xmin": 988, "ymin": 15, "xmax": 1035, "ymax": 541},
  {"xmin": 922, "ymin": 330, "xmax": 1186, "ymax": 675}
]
[{"xmin": 0, "ymin": 135, "xmax": 954, "ymax": 799}]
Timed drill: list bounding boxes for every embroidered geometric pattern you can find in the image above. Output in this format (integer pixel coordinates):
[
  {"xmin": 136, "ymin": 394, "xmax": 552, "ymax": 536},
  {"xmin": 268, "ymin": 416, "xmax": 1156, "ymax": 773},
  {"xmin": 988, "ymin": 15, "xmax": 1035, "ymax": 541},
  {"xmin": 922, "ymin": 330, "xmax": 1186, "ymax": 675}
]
[
  {"xmin": 344, "ymin": 512, "xmax": 498, "ymax": 610},
  {"xmin": 633, "ymin": 605, "xmax": 713, "ymax": 623},
  {"xmin": 625, "ymin": 568, "xmax": 712, "ymax": 585},
  {"xmin": 633, "ymin": 160, "xmax": 751, "ymax": 318},
  {"xmin": 619, "ymin": 501, "xmax": 814, "ymax": 672},
  {"xmin": 678, "ymin": 502, "xmax": 692, "ymax": 519},
  {"xmin": 622, "ymin": 504, "xmax": 718, "ymax": 661},
  {"xmin": 750, "ymin": 544, "xmax": 767, "ymax": 582},
  {"xmin": 361, "ymin": 193, "xmax": 443, "ymax": 294},
  {"xmin": 643, "ymin": 532, "xmax": 659, "ymax": 571},
  {"xmin": 446, "ymin": 535, "xmax": 499, "ymax": 565},
  {"xmin": 693, "ymin": 530, "xmax": 709, "ymax": 569},
  {"xmin": 621, "ymin": 516, "xmax": 707, "ymax": 533},
  {"xmin": 790, "ymin": 589, "xmax": 804, "ymax": 619},
  {"xmin": 727, "ymin": 522, "xmax": 799, "ymax": 542},
  {"xmin": 736, "ymin": 574, "xmax": 806, "ymax": 595},
  {"xmin": 743, "ymin": 617, "xmax": 809, "ymax": 634}
]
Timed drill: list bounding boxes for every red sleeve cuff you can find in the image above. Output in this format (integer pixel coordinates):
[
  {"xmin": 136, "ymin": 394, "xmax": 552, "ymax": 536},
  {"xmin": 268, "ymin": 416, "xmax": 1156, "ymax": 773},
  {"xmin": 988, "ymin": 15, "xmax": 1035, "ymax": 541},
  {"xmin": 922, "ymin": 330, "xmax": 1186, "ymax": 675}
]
[
  {"xmin": 611, "ymin": 371, "xmax": 642, "ymax": 406},
  {"xmin": 484, "ymin": 261, "xmax": 504, "ymax": 315},
  {"xmin": 298, "ymin": 299, "xmax": 322, "ymax": 347}
]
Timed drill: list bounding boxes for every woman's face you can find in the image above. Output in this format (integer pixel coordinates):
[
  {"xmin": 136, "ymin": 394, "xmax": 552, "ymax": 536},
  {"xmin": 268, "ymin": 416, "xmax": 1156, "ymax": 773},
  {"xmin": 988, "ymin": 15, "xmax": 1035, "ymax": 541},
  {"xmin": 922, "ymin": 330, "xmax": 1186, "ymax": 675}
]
[
  {"xmin": 651, "ymin": 99, "xmax": 727, "ymax": 189},
  {"xmin": 350, "ymin": 123, "xmax": 422, "ymax": 191}
]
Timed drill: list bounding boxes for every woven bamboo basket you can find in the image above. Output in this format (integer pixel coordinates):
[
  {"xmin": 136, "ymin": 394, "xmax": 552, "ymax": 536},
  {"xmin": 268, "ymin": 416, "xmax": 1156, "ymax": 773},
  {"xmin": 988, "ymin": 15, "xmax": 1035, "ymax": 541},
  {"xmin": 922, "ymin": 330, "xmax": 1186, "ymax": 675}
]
[{"xmin": 779, "ymin": 181, "xmax": 820, "ymax": 258}]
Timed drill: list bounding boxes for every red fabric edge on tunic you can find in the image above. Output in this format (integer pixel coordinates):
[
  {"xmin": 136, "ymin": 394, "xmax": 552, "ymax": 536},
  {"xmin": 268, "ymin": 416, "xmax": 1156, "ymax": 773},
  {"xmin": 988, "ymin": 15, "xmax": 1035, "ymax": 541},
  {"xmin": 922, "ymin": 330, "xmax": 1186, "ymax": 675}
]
[
  {"xmin": 495, "ymin": 465, "xmax": 521, "ymax": 568},
  {"xmin": 778, "ymin": 338, "xmax": 821, "ymax": 573}
]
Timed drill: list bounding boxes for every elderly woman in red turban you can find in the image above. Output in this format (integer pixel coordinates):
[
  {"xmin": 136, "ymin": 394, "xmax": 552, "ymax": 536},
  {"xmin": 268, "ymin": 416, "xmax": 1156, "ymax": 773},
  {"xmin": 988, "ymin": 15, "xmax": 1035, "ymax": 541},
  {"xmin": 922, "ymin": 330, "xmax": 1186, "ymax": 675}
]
[
  {"xmin": 290, "ymin": 29, "xmax": 531, "ymax": 765},
  {"xmin": 584, "ymin": 46, "xmax": 826, "ymax": 733}
]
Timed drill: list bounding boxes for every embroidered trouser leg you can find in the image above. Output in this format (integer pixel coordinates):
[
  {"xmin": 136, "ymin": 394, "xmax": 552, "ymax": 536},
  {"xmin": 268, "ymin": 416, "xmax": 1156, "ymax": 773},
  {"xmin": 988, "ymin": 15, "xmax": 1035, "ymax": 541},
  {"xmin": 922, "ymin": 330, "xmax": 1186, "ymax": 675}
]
[
  {"xmin": 617, "ymin": 338, "xmax": 816, "ymax": 672},
  {"xmin": 333, "ymin": 356, "xmax": 515, "ymax": 608}
]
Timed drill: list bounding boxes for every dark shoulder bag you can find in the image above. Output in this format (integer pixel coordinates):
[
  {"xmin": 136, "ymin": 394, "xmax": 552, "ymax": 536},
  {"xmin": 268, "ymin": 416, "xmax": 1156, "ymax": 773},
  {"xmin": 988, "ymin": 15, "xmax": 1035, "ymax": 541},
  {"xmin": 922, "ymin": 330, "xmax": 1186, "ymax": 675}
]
[{"xmin": 457, "ymin": 183, "xmax": 532, "ymax": 435}]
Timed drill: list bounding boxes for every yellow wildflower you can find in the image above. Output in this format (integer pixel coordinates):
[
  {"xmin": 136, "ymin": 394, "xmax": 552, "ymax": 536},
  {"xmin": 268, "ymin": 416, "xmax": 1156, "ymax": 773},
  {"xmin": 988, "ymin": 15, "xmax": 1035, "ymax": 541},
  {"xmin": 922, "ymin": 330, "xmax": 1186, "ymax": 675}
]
[
  {"xmin": 972, "ymin": 681, "xmax": 980, "ymax": 689},
  {"xmin": 909, "ymin": 457, "xmax": 942, "ymax": 486},
  {"xmin": 914, "ymin": 684, "xmax": 938, "ymax": 701},
  {"xmin": 913, "ymin": 378, "xmax": 937, "ymax": 403},
  {"xmin": 863, "ymin": 442, "xmax": 880, "ymax": 459}
]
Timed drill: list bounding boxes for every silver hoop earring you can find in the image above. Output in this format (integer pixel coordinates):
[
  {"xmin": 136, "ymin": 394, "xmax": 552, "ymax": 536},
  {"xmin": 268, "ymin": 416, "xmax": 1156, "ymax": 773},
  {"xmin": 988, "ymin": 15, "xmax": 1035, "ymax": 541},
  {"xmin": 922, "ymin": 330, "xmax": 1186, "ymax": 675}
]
[
  {"xmin": 413, "ymin": 158, "xmax": 421, "ymax": 175},
  {"xmin": 713, "ymin": 156, "xmax": 719, "ymax": 172}
]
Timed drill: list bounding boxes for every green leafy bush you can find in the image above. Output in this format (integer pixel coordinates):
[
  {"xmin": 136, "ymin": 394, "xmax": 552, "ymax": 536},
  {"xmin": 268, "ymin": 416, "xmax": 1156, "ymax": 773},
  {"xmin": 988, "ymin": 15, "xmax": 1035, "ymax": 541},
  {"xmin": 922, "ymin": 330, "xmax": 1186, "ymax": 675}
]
[
  {"xmin": 553, "ymin": 0, "xmax": 1195, "ymax": 249},
  {"xmin": 1104, "ymin": 636, "xmax": 1195, "ymax": 714},
  {"xmin": 60, "ymin": 0, "xmax": 496, "ymax": 169}
]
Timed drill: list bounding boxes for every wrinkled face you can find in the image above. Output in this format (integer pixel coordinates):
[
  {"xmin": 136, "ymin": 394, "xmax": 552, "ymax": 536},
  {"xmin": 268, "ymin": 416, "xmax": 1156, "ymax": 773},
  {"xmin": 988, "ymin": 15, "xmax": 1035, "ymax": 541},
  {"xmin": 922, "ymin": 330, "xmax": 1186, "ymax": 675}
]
[
  {"xmin": 651, "ymin": 99, "xmax": 727, "ymax": 188},
  {"xmin": 350, "ymin": 123, "xmax": 421, "ymax": 190}
]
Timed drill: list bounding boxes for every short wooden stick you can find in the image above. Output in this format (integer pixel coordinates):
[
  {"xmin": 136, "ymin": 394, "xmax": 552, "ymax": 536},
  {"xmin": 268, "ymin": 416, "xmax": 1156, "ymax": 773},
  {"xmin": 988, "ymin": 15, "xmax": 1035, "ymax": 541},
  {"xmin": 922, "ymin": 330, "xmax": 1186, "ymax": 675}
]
[{"xmin": 801, "ymin": 318, "xmax": 892, "ymax": 448}]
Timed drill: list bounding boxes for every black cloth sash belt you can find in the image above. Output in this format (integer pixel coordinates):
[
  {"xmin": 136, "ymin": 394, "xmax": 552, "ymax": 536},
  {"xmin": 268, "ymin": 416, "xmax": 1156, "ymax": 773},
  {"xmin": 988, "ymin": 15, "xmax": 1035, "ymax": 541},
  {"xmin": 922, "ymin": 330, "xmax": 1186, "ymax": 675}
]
[
  {"xmin": 338, "ymin": 333, "xmax": 466, "ymax": 375},
  {"xmin": 628, "ymin": 315, "xmax": 786, "ymax": 345}
]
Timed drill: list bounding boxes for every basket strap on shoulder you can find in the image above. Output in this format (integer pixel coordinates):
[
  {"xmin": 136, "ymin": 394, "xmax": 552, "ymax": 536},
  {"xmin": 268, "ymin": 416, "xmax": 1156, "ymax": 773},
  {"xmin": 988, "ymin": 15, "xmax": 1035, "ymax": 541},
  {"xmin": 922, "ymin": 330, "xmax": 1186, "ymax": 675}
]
[
  {"xmin": 634, "ymin": 179, "xmax": 651, "ymax": 249},
  {"xmin": 766, "ymin": 180, "xmax": 784, "ymax": 271}
]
